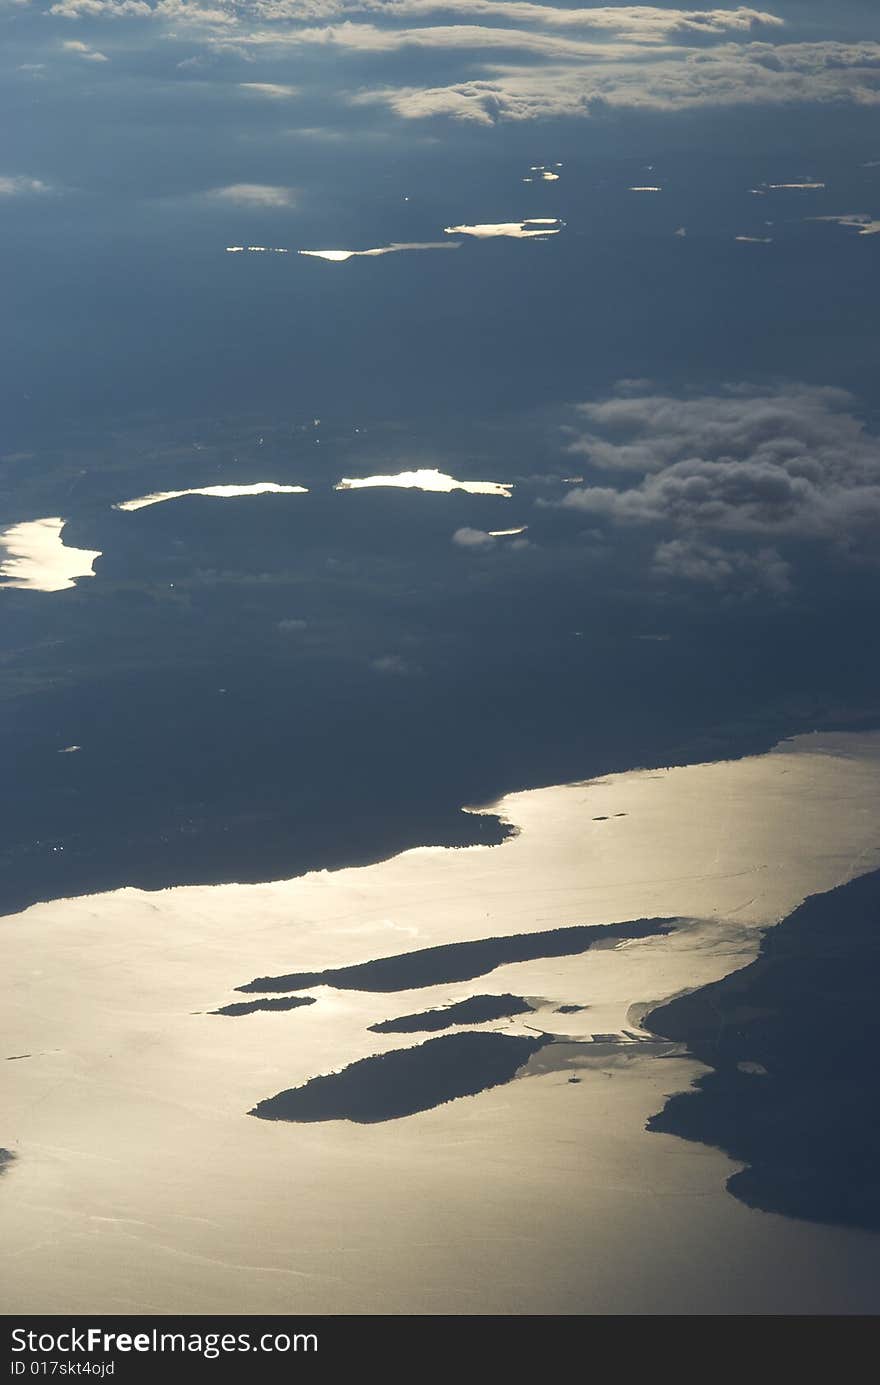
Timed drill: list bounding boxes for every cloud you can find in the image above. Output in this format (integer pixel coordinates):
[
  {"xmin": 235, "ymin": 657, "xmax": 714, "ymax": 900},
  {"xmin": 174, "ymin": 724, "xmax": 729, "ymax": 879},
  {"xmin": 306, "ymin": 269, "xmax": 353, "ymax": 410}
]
[
  {"xmin": 247, "ymin": 3, "xmax": 782, "ymax": 41},
  {"xmin": 653, "ymin": 538, "xmax": 792, "ymax": 595},
  {"xmin": 0, "ymin": 175, "xmax": 52, "ymax": 197},
  {"xmin": 557, "ymin": 384, "xmax": 880, "ymax": 552},
  {"xmin": 355, "ymin": 40, "xmax": 880, "ymax": 124},
  {"xmin": 50, "ymin": 0, "xmax": 152, "ymax": 16},
  {"xmin": 371, "ymin": 653, "xmax": 415, "ymax": 675},
  {"xmin": 61, "ymin": 38, "xmax": 109, "ymax": 60},
  {"xmin": 49, "ymin": 0, "xmax": 234, "ymax": 18},
  {"xmin": 227, "ymin": 21, "xmax": 651, "ymax": 59},
  {"xmin": 238, "ymin": 82, "xmax": 298, "ymax": 98},
  {"xmin": 208, "ymin": 183, "xmax": 297, "ymax": 207},
  {"xmin": 452, "ymin": 526, "xmax": 495, "ymax": 547},
  {"xmin": 35, "ymin": 1, "xmax": 880, "ymax": 130}
]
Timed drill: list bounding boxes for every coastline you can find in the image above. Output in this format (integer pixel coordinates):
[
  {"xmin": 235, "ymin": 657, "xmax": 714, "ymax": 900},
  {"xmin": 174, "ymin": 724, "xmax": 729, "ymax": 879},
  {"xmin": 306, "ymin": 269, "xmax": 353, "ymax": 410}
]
[
  {"xmin": 2, "ymin": 728, "xmax": 880, "ymax": 1312},
  {"xmin": 644, "ymin": 865, "xmax": 880, "ymax": 1232}
]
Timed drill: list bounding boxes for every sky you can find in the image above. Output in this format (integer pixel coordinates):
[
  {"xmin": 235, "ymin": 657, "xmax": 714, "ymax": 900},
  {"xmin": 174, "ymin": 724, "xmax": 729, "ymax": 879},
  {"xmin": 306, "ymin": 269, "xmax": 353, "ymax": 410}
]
[{"xmin": 2, "ymin": 0, "xmax": 880, "ymax": 912}]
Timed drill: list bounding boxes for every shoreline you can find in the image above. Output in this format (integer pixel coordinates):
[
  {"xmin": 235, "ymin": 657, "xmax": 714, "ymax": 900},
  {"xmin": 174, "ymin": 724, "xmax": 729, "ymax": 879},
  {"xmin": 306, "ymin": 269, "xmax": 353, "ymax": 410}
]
[
  {"xmin": 4, "ymin": 714, "xmax": 880, "ymax": 924},
  {"xmin": 3, "ymin": 727, "xmax": 880, "ymax": 1312},
  {"xmin": 643, "ymin": 866, "xmax": 880, "ymax": 1234}
]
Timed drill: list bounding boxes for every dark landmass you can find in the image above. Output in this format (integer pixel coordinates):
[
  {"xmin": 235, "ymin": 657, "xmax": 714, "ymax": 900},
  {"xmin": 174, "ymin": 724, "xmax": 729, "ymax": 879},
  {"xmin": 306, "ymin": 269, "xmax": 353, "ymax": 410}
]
[
  {"xmin": 211, "ymin": 996, "xmax": 316, "ymax": 1017},
  {"xmin": 3, "ymin": 470, "xmax": 879, "ymax": 928},
  {"xmin": 250, "ymin": 1031, "xmax": 548, "ymax": 1123},
  {"xmin": 0, "ymin": 1149, "xmax": 15, "ymax": 1174},
  {"xmin": 368, "ymin": 993, "xmax": 533, "ymax": 1034},
  {"xmin": 555, "ymin": 1004, "xmax": 588, "ymax": 1014},
  {"xmin": 645, "ymin": 868, "xmax": 880, "ymax": 1232},
  {"xmin": 239, "ymin": 918, "xmax": 672, "ymax": 994}
]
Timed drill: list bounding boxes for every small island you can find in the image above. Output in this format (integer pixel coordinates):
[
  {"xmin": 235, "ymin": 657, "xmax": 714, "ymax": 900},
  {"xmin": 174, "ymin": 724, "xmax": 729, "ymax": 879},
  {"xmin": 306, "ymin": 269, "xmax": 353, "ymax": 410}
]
[{"xmin": 250, "ymin": 1031, "xmax": 549, "ymax": 1123}]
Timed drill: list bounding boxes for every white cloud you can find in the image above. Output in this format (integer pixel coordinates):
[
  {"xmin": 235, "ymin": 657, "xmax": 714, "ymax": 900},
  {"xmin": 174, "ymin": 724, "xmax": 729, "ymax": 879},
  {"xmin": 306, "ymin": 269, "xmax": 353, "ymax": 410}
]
[
  {"xmin": 356, "ymin": 40, "xmax": 880, "ymax": 124},
  {"xmin": 228, "ymin": 21, "xmax": 650, "ymax": 59},
  {"xmin": 61, "ymin": 38, "xmax": 109, "ymax": 59},
  {"xmin": 452, "ymin": 526, "xmax": 495, "ymax": 547},
  {"xmin": 249, "ymin": 2, "xmax": 781, "ymax": 39},
  {"xmin": 35, "ymin": 1, "xmax": 880, "ymax": 131},
  {"xmin": 208, "ymin": 183, "xmax": 297, "ymax": 207},
  {"xmin": 50, "ymin": 0, "xmax": 152, "ymax": 16},
  {"xmin": 0, "ymin": 175, "xmax": 52, "ymax": 197},
  {"xmin": 49, "ymin": 0, "xmax": 235, "ymax": 18},
  {"xmin": 370, "ymin": 653, "xmax": 415, "ymax": 675},
  {"xmin": 187, "ymin": 1, "xmax": 786, "ymax": 44},
  {"xmin": 238, "ymin": 82, "xmax": 298, "ymax": 97}
]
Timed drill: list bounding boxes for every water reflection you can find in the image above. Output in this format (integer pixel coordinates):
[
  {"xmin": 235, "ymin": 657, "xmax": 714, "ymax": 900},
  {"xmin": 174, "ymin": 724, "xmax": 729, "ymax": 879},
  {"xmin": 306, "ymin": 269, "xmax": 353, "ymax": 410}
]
[
  {"xmin": 523, "ymin": 165, "xmax": 561, "ymax": 183},
  {"xmin": 0, "ymin": 518, "xmax": 101, "ymax": 592},
  {"xmin": 115, "ymin": 483, "xmax": 309, "ymax": 512},
  {"xmin": 752, "ymin": 182, "xmax": 825, "ymax": 193},
  {"xmin": 444, "ymin": 219, "xmax": 562, "ymax": 240},
  {"xmin": 810, "ymin": 214, "xmax": 880, "ymax": 236},
  {"xmin": 334, "ymin": 468, "xmax": 512, "ymax": 497},
  {"xmin": 299, "ymin": 242, "xmax": 458, "ymax": 262},
  {"xmin": 5, "ymin": 733, "xmax": 880, "ymax": 1311}
]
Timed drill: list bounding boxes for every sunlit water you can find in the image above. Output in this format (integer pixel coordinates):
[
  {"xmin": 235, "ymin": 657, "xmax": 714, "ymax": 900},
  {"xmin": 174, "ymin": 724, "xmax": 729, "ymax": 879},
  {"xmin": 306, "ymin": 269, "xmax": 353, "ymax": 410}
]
[
  {"xmin": 0, "ymin": 518, "xmax": 101, "ymax": 592},
  {"xmin": 334, "ymin": 468, "xmax": 512, "ymax": 496},
  {"xmin": 115, "ymin": 483, "xmax": 309, "ymax": 512},
  {"xmin": 2, "ymin": 732, "xmax": 880, "ymax": 1313}
]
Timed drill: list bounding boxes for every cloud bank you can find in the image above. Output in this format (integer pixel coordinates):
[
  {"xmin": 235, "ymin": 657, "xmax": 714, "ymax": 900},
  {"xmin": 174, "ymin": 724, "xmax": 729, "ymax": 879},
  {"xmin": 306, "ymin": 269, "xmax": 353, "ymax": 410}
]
[
  {"xmin": 558, "ymin": 384, "xmax": 880, "ymax": 556},
  {"xmin": 33, "ymin": 2, "xmax": 880, "ymax": 126}
]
